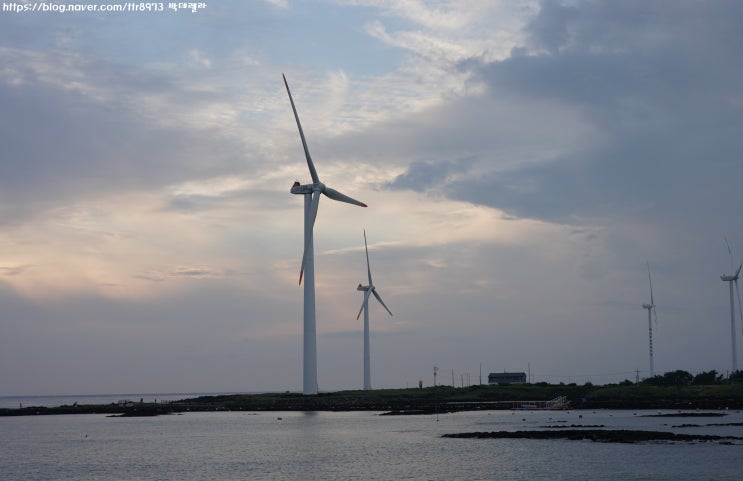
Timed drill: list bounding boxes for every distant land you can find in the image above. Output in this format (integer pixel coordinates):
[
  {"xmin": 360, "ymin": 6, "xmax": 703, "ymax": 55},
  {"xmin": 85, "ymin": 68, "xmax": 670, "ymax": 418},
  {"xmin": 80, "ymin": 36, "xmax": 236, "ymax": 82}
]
[{"xmin": 2, "ymin": 383, "xmax": 743, "ymax": 417}]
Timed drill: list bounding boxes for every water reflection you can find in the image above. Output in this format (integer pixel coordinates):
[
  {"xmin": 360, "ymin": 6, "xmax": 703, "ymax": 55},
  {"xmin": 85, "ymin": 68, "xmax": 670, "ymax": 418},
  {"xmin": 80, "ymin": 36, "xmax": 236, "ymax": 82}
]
[{"xmin": 1, "ymin": 410, "xmax": 741, "ymax": 480}]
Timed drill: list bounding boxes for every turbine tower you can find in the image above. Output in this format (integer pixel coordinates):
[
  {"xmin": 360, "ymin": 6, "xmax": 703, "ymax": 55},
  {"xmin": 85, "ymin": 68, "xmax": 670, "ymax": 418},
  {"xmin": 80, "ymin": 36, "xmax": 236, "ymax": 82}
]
[
  {"xmin": 721, "ymin": 262, "xmax": 742, "ymax": 373},
  {"xmin": 641, "ymin": 262, "xmax": 657, "ymax": 377},
  {"xmin": 284, "ymin": 74, "xmax": 367, "ymax": 395},
  {"xmin": 356, "ymin": 230, "xmax": 392, "ymax": 390}
]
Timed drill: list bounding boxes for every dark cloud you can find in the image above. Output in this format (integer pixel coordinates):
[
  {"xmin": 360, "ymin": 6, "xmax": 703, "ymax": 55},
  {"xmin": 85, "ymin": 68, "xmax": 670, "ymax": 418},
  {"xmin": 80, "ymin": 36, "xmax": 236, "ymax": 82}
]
[
  {"xmin": 169, "ymin": 266, "xmax": 222, "ymax": 278},
  {"xmin": 386, "ymin": 157, "xmax": 474, "ymax": 193},
  {"xmin": 384, "ymin": 0, "xmax": 743, "ymax": 227}
]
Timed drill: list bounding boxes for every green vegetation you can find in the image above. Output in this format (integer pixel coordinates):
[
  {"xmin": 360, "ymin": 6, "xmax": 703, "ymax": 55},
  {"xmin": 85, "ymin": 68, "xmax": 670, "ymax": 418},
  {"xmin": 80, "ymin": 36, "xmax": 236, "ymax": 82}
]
[
  {"xmin": 640, "ymin": 369, "xmax": 743, "ymax": 386},
  {"xmin": 2, "ymin": 370, "xmax": 742, "ymax": 416}
]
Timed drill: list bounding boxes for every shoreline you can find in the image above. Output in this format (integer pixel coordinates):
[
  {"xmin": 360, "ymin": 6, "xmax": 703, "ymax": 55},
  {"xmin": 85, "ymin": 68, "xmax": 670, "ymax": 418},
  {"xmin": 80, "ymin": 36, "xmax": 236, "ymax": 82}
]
[
  {"xmin": 2, "ymin": 383, "xmax": 743, "ymax": 416},
  {"xmin": 441, "ymin": 429, "xmax": 743, "ymax": 444}
]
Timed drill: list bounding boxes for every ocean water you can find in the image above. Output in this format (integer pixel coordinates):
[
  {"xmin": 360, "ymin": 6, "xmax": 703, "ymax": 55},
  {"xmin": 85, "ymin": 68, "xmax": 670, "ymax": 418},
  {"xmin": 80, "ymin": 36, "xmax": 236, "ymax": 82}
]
[
  {"xmin": 0, "ymin": 393, "xmax": 249, "ymax": 409},
  {"xmin": 1, "ymin": 409, "xmax": 742, "ymax": 480}
]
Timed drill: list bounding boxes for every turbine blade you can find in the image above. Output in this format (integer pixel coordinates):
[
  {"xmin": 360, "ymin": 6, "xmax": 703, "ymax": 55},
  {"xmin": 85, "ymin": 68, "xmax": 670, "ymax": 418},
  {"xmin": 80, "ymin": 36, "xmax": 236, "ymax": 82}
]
[
  {"xmin": 372, "ymin": 288, "xmax": 393, "ymax": 316},
  {"xmin": 357, "ymin": 290, "xmax": 371, "ymax": 320},
  {"xmin": 299, "ymin": 191, "xmax": 321, "ymax": 284},
  {"xmin": 725, "ymin": 237, "xmax": 735, "ymax": 275},
  {"xmin": 736, "ymin": 262, "xmax": 742, "ymax": 279},
  {"xmin": 364, "ymin": 230, "xmax": 372, "ymax": 285},
  {"xmin": 323, "ymin": 186, "xmax": 367, "ymax": 207},
  {"xmin": 283, "ymin": 74, "xmax": 319, "ymax": 184}
]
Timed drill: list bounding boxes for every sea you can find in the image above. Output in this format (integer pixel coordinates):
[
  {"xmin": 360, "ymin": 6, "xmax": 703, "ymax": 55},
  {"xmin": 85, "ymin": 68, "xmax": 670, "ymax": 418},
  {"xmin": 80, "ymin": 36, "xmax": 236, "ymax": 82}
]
[
  {"xmin": 0, "ymin": 393, "xmax": 243, "ymax": 410},
  {"xmin": 1, "ymin": 398, "xmax": 742, "ymax": 480}
]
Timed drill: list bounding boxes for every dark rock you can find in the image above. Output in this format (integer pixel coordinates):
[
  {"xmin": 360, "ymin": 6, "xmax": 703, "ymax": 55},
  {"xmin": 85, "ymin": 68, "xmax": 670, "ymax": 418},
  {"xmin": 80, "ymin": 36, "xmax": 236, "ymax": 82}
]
[{"xmin": 442, "ymin": 429, "xmax": 743, "ymax": 444}]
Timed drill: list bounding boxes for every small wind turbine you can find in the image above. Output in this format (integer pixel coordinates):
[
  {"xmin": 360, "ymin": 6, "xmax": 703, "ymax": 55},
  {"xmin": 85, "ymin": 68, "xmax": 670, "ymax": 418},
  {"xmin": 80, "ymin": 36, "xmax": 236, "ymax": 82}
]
[
  {"xmin": 721, "ymin": 241, "xmax": 743, "ymax": 372},
  {"xmin": 641, "ymin": 262, "xmax": 657, "ymax": 377},
  {"xmin": 356, "ymin": 230, "xmax": 392, "ymax": 390},
  {"xmin": 284, "ymin": 74, "xmax": 367, "ymax": 395}
]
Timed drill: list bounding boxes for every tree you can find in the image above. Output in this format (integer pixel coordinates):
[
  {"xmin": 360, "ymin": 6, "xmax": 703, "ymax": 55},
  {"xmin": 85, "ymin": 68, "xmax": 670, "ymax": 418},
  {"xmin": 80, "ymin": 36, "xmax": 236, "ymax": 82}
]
[
  {"xmin": 641, "ymin": 370, "xmax": 693, "ymax": 386},
  {"xmin": 641, "ymin": 375, "xmax": 664, "ymax": 386},
  {"xmin": 663, "ymin": 370, "xmax": 693, "ymax": 386},
  {"xmin": 692, "ymin": 370, "xmax": 723, "ymax": 385}
]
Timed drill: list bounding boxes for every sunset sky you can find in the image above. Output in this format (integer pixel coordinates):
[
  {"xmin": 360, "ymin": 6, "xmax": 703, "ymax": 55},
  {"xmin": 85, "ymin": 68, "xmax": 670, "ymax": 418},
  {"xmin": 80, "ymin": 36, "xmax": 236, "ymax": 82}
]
[{"xmin": 2, "ymin": 0, "xmax": 743, "ymax": 395}]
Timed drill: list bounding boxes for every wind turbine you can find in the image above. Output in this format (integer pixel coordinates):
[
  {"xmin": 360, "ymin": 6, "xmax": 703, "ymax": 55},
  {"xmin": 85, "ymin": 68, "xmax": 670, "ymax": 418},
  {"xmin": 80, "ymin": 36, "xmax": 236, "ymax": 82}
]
[
  {"xmin": 356, "ymin": 230, "xmax": 392, "ymax": 390},
  {"xmin": 641, "ymin": 262, "xmax": 657, "ymax": 377},
  {"xmin": 284, "ymin": 74, "xmax": 367, "ymax": 395},
  {"xmin": 721, "ymin": 258, "xmax": 743, "ymax": 373}
]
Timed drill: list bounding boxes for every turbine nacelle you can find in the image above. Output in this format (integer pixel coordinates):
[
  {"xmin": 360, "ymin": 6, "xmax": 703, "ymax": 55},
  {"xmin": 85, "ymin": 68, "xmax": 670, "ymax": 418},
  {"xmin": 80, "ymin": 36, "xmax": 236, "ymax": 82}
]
[
  {"xmin": 642, "ymin": 303, "xmax": 654, "ymax": 309},
  {"xmin": 721, "ymin": 262, "xmax": 743, "ymax": 282},
  {"xmin": 290, "ymin": 182, "xmax": 313, "ymax": 195},
  {"xmin": 291, "ymin": 181, "xmax": 326, "ymax": 195}
]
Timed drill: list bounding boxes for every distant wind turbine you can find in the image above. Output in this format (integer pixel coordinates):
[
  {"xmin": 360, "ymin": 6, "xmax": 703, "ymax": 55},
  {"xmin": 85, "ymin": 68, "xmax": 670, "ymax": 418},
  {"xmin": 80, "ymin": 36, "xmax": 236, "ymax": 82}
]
[
  {"xmin": 356, "ymin": 230, "xmax": 392, "ymax": 390},
  {"xmin": 284, "ymin": 73, "xmax": 367, "ymax": 395},
  {"xmin": 721, "ymin": 241, "xmax": 743, "ymax": 372},
  {"xmin": 641, "ymin": 262, "xmax": 658, "ymax": 378}
]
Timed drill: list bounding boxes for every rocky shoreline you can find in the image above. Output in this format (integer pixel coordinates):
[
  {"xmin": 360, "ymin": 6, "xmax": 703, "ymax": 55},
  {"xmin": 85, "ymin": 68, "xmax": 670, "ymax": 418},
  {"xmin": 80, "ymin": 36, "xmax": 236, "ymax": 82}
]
[
  {"xmin": 3, "ymin": 384, "xmax": 743, "ymax": 417},
  {"xmin": 441, "ymin": 429, "xmax": 743, "ymax": 444}
]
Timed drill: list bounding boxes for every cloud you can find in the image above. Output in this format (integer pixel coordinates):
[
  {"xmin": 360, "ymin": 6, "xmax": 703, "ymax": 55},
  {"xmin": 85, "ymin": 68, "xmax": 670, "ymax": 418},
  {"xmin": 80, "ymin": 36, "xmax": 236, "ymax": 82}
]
[
  {"xmin": 0, "ymin": 264, "xmax": 34, "ymax": 276},
  {"xmin": 386, "ymin": 157, "xmax": 474, "ymax": 193},
  {"xmin": 263, "ymin": 0, "xmax": 288, "ymax": 8},
  {"xmin": 0, "ymin": 48, "xmax": 250, "ymax": 223},
  {"xmin": 375, "ymin": 0, "xmax": 743, "ymax": 230},
  {"xmin": 186, "ymin": 49, "xmax": 213, "ymax": 69}
]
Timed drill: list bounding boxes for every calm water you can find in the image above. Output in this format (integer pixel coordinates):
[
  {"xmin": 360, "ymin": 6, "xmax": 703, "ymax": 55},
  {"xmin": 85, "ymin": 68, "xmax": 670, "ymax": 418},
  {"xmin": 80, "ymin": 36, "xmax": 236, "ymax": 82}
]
[
  {"xmin": 0, "ymin": 393, "xmax": 251, "ymax": 409},
  {"xmin": 1, "ymin": 409, "xmax": 742, "ymax": 480}
]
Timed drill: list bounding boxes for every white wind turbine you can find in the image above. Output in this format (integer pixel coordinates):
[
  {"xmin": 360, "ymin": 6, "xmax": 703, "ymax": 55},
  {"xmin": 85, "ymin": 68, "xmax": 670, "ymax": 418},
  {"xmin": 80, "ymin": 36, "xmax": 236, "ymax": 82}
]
[
  {"xmin": 356, "ymin": 230, "xmax": 392, "ymax": 390},
  {"xmin": 284, "ymin": 74, "xmax": 367, "ymax": 395},
  {"xmin": 641, "ymin": 262, "xmax": 657, "ymax": 378},
  {"xmin": 721, "ymin": 240, "xmax": 743, "ymax": 373}
]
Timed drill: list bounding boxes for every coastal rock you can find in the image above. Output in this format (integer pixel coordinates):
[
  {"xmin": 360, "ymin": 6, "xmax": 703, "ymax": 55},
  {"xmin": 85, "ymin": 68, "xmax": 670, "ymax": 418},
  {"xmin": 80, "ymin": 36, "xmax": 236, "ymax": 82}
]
[{"xmin": 442, "ymin": 429, "xmax": 743, "ymax": 444}]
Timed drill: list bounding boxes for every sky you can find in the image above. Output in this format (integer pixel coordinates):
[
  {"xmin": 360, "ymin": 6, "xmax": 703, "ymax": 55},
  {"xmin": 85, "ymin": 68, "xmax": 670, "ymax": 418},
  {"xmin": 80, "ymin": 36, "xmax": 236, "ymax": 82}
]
[{"xmin": 2, "ymin": 0, "xmax": 743, "ymax": 396}]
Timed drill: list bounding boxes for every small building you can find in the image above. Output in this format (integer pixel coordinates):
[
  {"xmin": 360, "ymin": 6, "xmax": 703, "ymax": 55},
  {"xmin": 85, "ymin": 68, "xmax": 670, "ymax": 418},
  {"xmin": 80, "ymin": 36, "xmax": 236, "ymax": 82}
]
[{"xmin": 488, "ymin": 372, "xmax": 527, "ymax": 385}]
